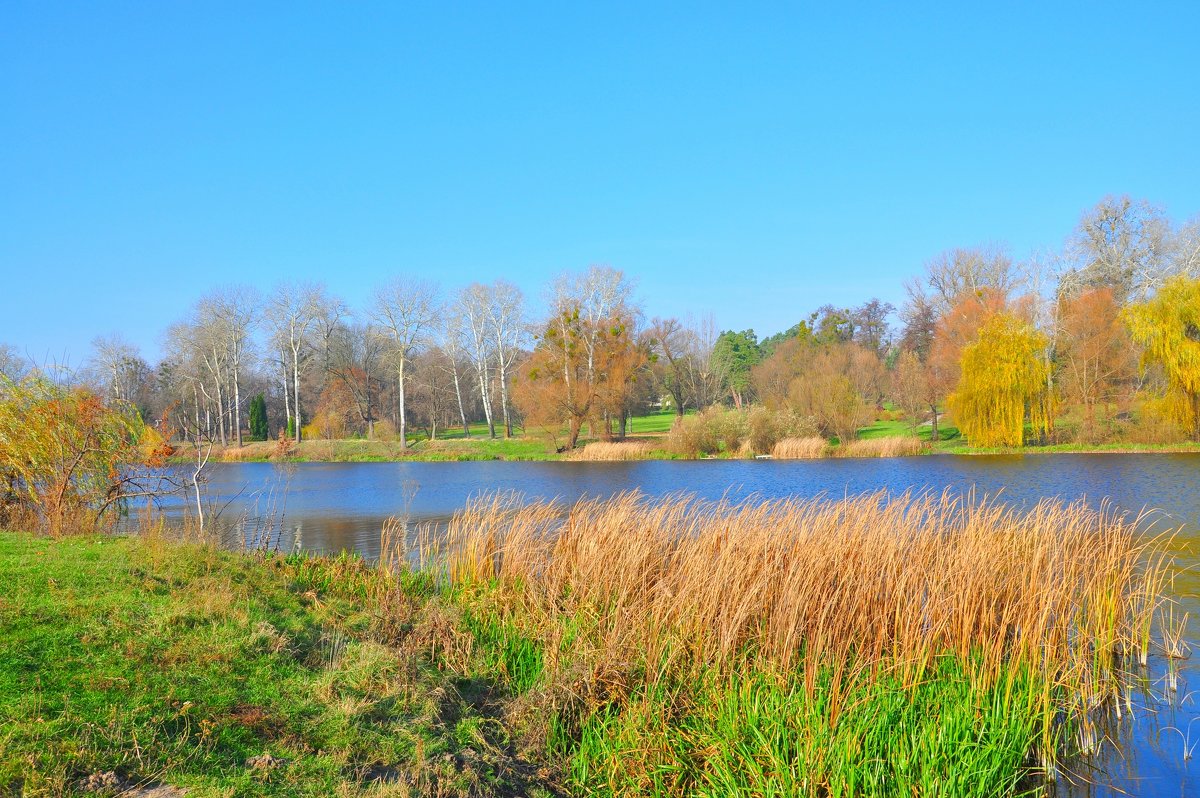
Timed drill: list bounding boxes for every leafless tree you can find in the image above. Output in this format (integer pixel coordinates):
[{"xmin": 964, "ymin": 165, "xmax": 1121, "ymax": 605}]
[
  {"xmin": 266, "ymin": 281, "xmax": 327, "ymax": 442},
  {"xmin": 440, "ymin": 309, "xmax": 473, "ymax": 436},
  {"xmin": 457, "ymin": 284, "xmax": 498, "ymax": 438},
  {"xmin": 88, "ymin": 333, "xmax": 150, "ymax": 406},
  {"xmin": 923, "ymin": 244, "xmax": 1017, "ymax": 314},
  {"xmin": 648, "ymin": 316, "xmax": 693, "ymax": 420},
  {"xmin": 1070, "ymin": 195, "xmax": 1170, "ymax": 303},
  {"xmin": 198, "ymin": 287, "xmax": 259, "ymax": 447},
  {"xmin": 484, "ymin": 280, "xmax": 526, "ymax": 437},
  {"xmin": 371, "ymin": 278, "xmax": 440, "ymax": 448}
]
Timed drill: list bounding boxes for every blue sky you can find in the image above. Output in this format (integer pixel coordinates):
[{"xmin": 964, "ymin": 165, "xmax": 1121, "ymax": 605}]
[{"xmin": 2, "ymin": 2, "xmax": 1198, "ymax": 363}]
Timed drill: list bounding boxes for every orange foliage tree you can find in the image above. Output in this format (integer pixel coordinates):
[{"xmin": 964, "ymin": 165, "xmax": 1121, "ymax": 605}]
[
  {"xmin": 1057, "ymin": 288, "xmax": 1135, "ymax": 437},
  {"xmin": 0, "ymin": 375, "xmax": 170, "ymax": 535},
  {"xmin": 514, "ymin": 307, "xmax": 645, "ymax": 450}
]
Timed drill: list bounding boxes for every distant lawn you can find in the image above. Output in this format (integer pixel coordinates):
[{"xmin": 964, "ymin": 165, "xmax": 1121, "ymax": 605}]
[{"xmin": 856, "ymin": 417, "xmax": 963, "ymax": 449}]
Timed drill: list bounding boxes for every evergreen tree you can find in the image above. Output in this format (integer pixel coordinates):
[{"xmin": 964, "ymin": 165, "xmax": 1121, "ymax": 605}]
[{"xmin": 249, "ymin": 393, "xmax": 268, "ymax": 441}]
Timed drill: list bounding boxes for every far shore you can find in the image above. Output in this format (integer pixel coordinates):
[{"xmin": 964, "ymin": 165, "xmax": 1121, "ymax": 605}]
[{"xmin": 166, "ymin": 436, "xmax": 1200, "ymax": 465}]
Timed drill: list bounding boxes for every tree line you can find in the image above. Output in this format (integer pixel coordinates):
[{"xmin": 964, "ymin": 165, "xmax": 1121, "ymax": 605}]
[{"xmin": 3, "ymin": 193, "xmax": 1200, "ymax": 450}]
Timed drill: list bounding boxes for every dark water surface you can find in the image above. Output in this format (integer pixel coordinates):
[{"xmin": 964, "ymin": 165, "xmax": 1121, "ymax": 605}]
[{"xmin": 154, "ymin": 455, "xmax": 1200, "ymax": 796}]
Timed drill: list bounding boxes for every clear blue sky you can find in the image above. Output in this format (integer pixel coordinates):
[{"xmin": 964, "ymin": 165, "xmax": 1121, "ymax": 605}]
[{"xmin": 3, "ymin": 2, "xmax": 1198, "ymax": 363}]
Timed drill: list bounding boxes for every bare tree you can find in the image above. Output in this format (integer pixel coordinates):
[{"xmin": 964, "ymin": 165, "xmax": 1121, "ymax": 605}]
[
  {"xmin": 89, "ymin": 334, "xmax": 141, "ymax": 402},
  {"xmin": 1070, "ymin": 195, "xmax": 1170, "ymax": 303},
  {"xmin": 484, "ymin": 280, "xmax": 526, "ymax": 437},
  {"xmin": 1170, "ymin": 215, "xmax": 1200, "ymax": 279},
  {"xmin": 648, "ymin": 316, "xmax": 693, "ymax": 421},
  {"xmin": 328, "ymin": 322, "xmax": 387, "ymax": 439},
  {"xmin": 457, "ymin": 284, "xmax": 497, "ymax": 438},
  {"xmin": 371, "ymin": 278, "xmax": 440, "ymax": 449},
  {"xmin": 440, "ymin": 309, "xmax": 473, "ymax": 436},
  {"xmin": 266, "ymin": 282, "xmax": 327, "ymax": 443},
  {"xmin": 199, "ymin": 287, "xmax": 259, "ymax": 447},
  {"xmin": 0, "ymin": 343, "xmax": 28, "ymax": 382},
  {"xmin": 686, "ymin": 312, "xmax": 724, "ymax": 409},
  {"xmin": 923, "ymin": 245, "xmax": 1017, "ymax": 314}
]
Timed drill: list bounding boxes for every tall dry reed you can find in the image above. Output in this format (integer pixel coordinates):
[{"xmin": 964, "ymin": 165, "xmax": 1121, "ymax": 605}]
[
  {"xmin": 771, "ymin": 436, "xmax": 830, "ymax": 459},
  {"xmin": 566, "ymin": 441, "xmax": 654, "ymax": 461},
  {"xmin": 836, "ymin": 435, "xmax": 926, "ymax": 458},
  {"xmin": 429, "ymin": 491, "xmax": 1170, "ymax": 739}
]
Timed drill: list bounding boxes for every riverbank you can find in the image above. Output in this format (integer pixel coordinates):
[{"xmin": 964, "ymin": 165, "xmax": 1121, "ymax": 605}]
[{"xmin": 2, "ymin": 491, "xmax": 1171, "ymax": 797}]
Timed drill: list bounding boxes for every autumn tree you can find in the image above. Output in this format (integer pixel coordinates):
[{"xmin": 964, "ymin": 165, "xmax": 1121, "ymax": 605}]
[
  {"xmin": 515, "ymin": 307, "xmax": 641, "ymax": 450},
  {"xmin": 948, "ymin": 313, "xmax": 1054, "ymax": 448},
  {"xmin": 0, "ymin": 375, "xmax": 170, "ymax": 536},
  {"xmin": 1123, "ymin": 275, "xmax": 1200, "ymax": 440},
  {"xmin": 892, "ymin": 349, "xmax": 942, "ymax": 438},
  {"xmin": 1056, "ymin": 288, "xmax": 1135, "ymax": 437},
  {"xmin": 785, "ymin": 342, "xmax": 881, "ymax": 442}
]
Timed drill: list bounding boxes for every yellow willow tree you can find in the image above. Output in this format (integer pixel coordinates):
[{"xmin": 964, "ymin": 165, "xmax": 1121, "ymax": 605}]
[
  {"xmin": 948, "ymin": 313, "xmax": 1055, "ymax": 448},
  {"xmin": 1123, "ymin": 274, "xmax": 1200, "ymax": 440}
]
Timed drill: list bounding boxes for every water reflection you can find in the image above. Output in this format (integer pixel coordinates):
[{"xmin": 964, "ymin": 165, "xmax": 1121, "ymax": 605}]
[{"xmin": 141, "ymin": 455, "xmax": 1200, "ymax": 796}]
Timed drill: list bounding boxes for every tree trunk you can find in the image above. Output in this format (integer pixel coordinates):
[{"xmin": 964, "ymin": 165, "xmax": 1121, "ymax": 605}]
[
  {"xmin": 929, "ymin": 403, "xmax": 939, "ymax": 442},
  {"xmin": 233, "ymin": 367, "xmax": 243, "ymax": 447},
  {"xmin": 282, "ymin": 372, "xmax": 291, "ymax": 438},
  {"xmin": 567, "ymin": 416, "xmax": 584, "ymax": 450},
  {"xmin": 293, "ymin": 347, "xmax": 303, "ymax": 443},
  {"xmin": 499, "ymin": 360, "xmax": 512, "ymax": 438},
  {"xmin": 215, "ymin": 377, "xmax": 227, "ymax": 446},
  {"xmin": 452, "ymin": 362, "xmax": 469, "ymax": 436},
  {"xmin": 397, "ymin": 359, "xmax": 409, "ymax": 449}
]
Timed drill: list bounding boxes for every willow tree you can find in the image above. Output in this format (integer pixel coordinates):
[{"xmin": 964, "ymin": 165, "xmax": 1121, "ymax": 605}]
[
  {"xmin": 948, "ymin": 313, "xmax": 1054, "ymax": 448},
  {"xmin": 1123, "ymin": 275, "xmax": 1200, "ymax": 440}
]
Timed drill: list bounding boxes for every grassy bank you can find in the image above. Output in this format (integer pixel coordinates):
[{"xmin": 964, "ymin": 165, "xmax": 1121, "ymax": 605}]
[
  {"xmin": 2, "ymin": 491, "xmax": 1172, "ymax": 797},
  {"xmin": 0, "ymin": 530, "xmax": 555, "ymax": 797}
]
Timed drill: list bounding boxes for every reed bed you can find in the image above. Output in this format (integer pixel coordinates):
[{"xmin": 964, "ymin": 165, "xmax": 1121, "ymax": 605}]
[
  {"xmin": 836, "ymin": 435, "xmax": 927, "ymax": 458},
  {"xmin": 418, "ymin": 491, "xmax": 1172, "ymax": 796},
  {"xmin": 771, "ymin": 436, "xmax": 831, "ymax": 459},
  {"xmin": 566, "ymin": 440, "xmax": 655, "ymax": 461}
]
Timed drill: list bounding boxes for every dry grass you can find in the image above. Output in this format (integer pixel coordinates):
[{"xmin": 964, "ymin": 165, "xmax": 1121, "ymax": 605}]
[
  {"xmin": 566, "ymin": 441, "xmax": 654, "ymax": 461},
  {"xmin": 428, "ymin": 491, "xmax": 1170, "ymax": 745},
  {"xmin": 836, "ymin": 435, "xmax": 926, "ymax": 458},
  {"xmin": 771, "ymin": 436, "xmax": 831, "ymax": 459}
]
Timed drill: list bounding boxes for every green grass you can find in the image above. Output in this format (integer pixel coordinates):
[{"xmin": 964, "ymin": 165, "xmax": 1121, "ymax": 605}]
[
  {"xmin": 0, "ymin": 532, "xmax": 553, "ymax": 797},
  {"xmin": 856, "ymin": 417, "xmax": 964, "ymax": 449}
]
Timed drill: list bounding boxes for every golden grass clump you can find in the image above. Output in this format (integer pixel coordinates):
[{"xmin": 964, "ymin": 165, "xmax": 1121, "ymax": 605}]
[
  {"xmin": 836, "ymin": 435, "xmax": 926, "ymax": 458},
  {"xmin": 566, "ymin": 441, "xmax": 654, "ymax": 461},
  {"xmin": 430, "ymin": 491, "xmax": 1170, "ymax": 735},
  {"xmin": 771, "ymin": 436, "xmax": 830, "ymax": 459}
]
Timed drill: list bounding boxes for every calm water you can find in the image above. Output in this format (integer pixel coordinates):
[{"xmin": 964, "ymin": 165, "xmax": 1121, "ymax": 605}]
[{"xmin": 153, "ymin": 455, "xmax": 1200, "ymax": 796}]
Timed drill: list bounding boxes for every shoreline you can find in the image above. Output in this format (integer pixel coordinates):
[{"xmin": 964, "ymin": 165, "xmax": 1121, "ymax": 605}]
[{"xmin": 165, "ymin": 438, "xmax": 1200, "ymax": 465}]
